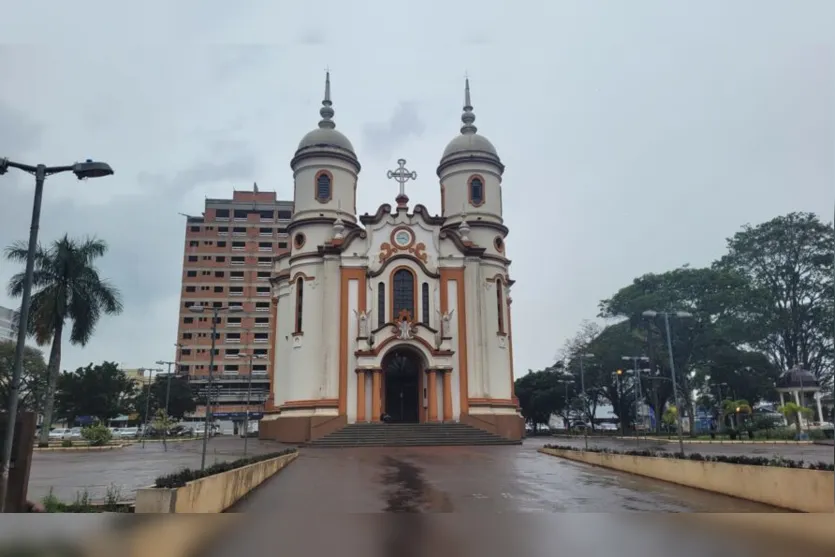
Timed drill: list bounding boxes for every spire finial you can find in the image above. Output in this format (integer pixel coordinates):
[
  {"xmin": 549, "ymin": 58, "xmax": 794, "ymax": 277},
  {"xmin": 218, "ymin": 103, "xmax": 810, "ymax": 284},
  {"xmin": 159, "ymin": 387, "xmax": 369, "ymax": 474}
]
[
  {"xmin": 319, "ymin": 69, "xmax": 335, "ymax": 129},
  {"xmin": 460, "ymin": 76, "xmax": 477, "ymax": 135}
]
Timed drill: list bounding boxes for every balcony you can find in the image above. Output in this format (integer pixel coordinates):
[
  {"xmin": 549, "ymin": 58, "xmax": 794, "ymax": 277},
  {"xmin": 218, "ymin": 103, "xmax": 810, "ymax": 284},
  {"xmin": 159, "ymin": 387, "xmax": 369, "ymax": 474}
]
[
  {"xmin": 225, "ymin": 353, "xmax": 240, "ymax": 359},
  {"xmin": 227, "ymin": 322, "xmax": 242, "ymax": 328},
  {"xmin": 226, "ymin": 338, "xmax": 241, "ymax": 344},
  {"xmin": 253, "ymin": 337, "xmax": 269, "ymax": 343},
  {"xmin": 256, "ymin": 290, "xmax": 270, "ymax": 297},
  {"xmin": 257, "ymin": 260, "xmax": 271, "ymax": 267},
  {"xmin": 255, "ymin": 306, "xmax": 269, "ymax": 312},
  {"xmin": 230, "ymin": 275, "xmax": 244, "ymax": 281},
  {"xmin": 231, "ymin": 260, "xmax": 245, "ymax": 266},
  {"xmin": 254, "ymin": 322, "xmax": 269, "ymax": 328},
  {"xmin": 229, "ymin": 291, "xmax": 244, "ymax": 296},
  {"xmin": 258, "ymin": 246, "xmax": 272, "ymax": 252}
]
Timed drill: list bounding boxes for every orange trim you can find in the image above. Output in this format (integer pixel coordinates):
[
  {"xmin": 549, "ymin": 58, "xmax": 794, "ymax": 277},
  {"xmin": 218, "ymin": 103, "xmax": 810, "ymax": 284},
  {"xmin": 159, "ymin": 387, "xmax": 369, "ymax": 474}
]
[
  {"xmin": 442, "ymin": 370, "xmax": 453, "ymax": 420},
  {"xmin": 371, "ymin": 369, "xmax": 382, "ymax": 421},
  {"xmin": 441, "ymin": 268, "xmax": 468, "ymax": 414},
  {"xmin": 280, "ymin": 398, "xmax": 339, "ymax": 410},
  {"xmin": 507, "ymin": 297, "xmax": 516, "ymax": 402},
  {"xmin": 468, "ymin": 398, "xmax": 517, "ymax": 408},
  {"xmin": 339, "ymin": 267, "xmax": 366, "ymax": 415},
  {"xmin": 427, "ymin": 369, "xmax": 438, "ymax": 421},
  {"xmin": 314, "ymin": 169, "xmax": 334, "ymax": 203},
  {"xmin": 389, "ymin": 265, "xmax": 417, "ymax": 322},
  {"xmin": 467, "ymin": 174, "xmax": 486, "ymax": 208},
  {"xmin": 356, "ymin": 370, "xmax": 366, "ymax": 422}
]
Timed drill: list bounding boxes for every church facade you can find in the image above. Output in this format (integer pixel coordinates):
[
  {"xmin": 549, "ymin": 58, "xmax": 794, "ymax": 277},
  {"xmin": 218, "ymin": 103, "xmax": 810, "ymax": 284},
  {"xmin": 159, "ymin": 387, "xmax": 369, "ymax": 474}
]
[{"xmin": 260, "ymin": 74, "xmax": 523, "ymax": 443}]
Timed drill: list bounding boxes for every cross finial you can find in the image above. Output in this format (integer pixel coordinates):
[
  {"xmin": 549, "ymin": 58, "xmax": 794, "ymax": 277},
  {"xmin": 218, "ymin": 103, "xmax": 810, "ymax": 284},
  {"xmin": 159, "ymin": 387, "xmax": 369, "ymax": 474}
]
[{"xmin": 386, "ymin": 158, "xmax": 417, "ymax": 197}]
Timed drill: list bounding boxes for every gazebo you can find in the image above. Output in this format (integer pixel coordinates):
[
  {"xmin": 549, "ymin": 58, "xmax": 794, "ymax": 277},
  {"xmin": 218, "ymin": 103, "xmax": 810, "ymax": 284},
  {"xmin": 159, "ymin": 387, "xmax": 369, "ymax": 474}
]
[{"xmin": 775, "ymin": 367, "xmax": 824, "ymax": 428}]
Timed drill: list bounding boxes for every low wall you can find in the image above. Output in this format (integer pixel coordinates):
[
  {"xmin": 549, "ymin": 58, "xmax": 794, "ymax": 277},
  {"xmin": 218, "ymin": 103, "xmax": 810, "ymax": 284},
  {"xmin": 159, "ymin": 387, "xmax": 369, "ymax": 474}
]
[
  {"xmin": 135, "ymin": 452, "xmax": 298, "ymax": 513},
  {"xmin": 540, "ymin": 448, "xmax": 834, "ymax": 513}
]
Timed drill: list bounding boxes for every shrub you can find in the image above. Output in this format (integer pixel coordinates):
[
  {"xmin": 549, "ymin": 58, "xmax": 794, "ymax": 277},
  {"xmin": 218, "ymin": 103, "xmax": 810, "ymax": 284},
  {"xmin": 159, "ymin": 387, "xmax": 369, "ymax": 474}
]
[
  {"xmin": 154, "ymin": 448, "xmax": 298, "ymax": 489},
  {"xmin": 60, "ymin": 439, "xmax": 73, "ymax": 448},
  {"xmin": 81, "ymin": 423, "xmax": 112, "ymax": 446},
  {"xmin": 542, "ymin": 444, "xmax": 835, "ymax": 471}
]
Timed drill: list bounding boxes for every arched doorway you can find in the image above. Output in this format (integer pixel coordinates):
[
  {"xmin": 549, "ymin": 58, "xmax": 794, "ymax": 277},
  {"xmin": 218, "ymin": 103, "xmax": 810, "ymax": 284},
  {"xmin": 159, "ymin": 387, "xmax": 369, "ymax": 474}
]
[{"xmin": 381, "ymin": 348, "xmax": 423, "ymax": 423}]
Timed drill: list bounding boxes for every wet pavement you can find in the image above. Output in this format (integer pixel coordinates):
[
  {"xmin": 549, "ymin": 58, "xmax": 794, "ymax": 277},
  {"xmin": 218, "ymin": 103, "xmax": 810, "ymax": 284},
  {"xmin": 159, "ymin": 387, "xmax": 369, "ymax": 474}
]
[
  {"xmin": 28, "ymin": 437, "xmax": 291, "ymax": 503},
  {"xmin": 543, "ymin": 435, "xmax": 835, "ymax": 463},
  {"xmin": 201, "ymin": 442, "xmax": 790, "ymax": 557}
]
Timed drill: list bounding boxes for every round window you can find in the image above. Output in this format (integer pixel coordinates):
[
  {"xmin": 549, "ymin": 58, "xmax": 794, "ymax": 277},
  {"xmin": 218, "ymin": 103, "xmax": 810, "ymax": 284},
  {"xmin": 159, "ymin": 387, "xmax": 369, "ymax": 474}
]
[
  {"xmin": 294, "ymin": 233, "xmax": 306, "ymax": 249},
  {"xmin": 494, "ymin": 237, "xmax": 504, "ymax": 253}
]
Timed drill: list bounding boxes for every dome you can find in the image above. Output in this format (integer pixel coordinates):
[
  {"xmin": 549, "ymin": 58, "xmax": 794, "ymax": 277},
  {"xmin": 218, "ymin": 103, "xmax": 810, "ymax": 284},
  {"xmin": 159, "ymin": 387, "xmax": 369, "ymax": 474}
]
[
  {"xmin": 438, "ymin": 77, "xmax": 502, "ymax": 171},
  {"xmin": 776, "ymin": 367, "xmax": 819, "ymax": 391},
  {"xmin": 442, "ymin": 132, "xmax": 498, "ymax": 159},
  {"xmin": 297, "ymin": 127, "xmax": 355, "ymax": 154},
  {"xmin": 293, "ymin": 71, "xmax": 357, "ymax": 161}
]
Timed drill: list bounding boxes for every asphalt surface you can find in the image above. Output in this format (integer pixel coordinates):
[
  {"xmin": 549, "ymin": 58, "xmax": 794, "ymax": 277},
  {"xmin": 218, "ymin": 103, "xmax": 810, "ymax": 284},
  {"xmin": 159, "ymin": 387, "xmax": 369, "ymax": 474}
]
[
  {"xmin": 546, "ymin": 435, "xmax": 835, "ymax": 463},
  {"xmin": 27, "ymin": 437, "xmax": 291, "ymax": 503}
]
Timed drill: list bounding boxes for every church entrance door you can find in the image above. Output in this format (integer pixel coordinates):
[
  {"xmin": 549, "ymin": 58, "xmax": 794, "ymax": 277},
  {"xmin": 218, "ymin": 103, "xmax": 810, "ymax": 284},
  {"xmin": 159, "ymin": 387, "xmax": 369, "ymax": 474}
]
[{"xmin": 382, "ymin": 348, "xmax": 421, "ymax": 423}]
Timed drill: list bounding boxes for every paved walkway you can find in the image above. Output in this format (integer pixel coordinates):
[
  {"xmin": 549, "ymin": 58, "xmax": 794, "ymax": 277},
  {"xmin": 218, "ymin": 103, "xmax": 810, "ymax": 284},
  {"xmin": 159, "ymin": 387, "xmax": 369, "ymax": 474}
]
[
  {"xmin": 28, "ymin": 437, "xmax": 290, "ymax": 503},
  {"xmin": 203, "ymin": 442, "xmax": 783, "ymax": 556}
]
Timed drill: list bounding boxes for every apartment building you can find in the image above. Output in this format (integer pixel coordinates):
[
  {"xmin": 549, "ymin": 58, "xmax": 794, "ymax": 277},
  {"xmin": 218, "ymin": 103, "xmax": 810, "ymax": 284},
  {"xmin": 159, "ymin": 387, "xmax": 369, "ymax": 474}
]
[
  {"xmin": 0, "ymin": 305, "xmax": 18, "ymax": 342},
  {"xmin": 176, "ymin": 187, "xmax": 292, "ymax": 423}
]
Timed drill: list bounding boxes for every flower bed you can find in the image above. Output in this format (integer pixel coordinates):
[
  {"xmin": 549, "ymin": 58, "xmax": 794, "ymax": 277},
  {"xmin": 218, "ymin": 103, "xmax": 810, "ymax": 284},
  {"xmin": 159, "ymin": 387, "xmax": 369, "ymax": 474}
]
[
  {"xmin": 543, "ymin": 444, "xmax": 834, "ymax": 471},
  {"xmin": 154, "ymin": 448, "xmax": 298, "ymax": 488}
]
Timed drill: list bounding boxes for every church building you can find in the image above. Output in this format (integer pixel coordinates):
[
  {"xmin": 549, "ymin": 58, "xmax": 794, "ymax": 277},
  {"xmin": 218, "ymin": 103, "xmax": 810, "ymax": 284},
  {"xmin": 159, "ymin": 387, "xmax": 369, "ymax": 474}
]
[{"xmin": 260, "ymin": 73, "xmax": 523, "ymax": 443}]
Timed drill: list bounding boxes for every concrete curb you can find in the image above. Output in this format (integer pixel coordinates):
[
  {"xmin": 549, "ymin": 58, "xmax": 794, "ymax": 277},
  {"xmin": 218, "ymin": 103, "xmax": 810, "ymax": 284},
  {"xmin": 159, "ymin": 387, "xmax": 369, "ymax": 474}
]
[
  {"xmin": 84, "ymin": 515, "xmax": 241, "ymax": 557},
  {"xmin": 612, "ymin": 436, "xmax": 815, "ymax": 445},
  {"xmin": 34, "ymin": 443, "xmax": 130, "ymax": 452},
  {"xmin": 672, "ymin": 514, "xmax": 835, "ymax": 551}
]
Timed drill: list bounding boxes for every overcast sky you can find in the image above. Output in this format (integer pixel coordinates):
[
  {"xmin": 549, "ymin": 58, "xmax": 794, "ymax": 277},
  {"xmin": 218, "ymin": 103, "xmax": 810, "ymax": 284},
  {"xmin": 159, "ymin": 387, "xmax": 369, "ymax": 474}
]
[{"xmin": 0, "ymin": 1, "xmax": 832, "ymax": 376}]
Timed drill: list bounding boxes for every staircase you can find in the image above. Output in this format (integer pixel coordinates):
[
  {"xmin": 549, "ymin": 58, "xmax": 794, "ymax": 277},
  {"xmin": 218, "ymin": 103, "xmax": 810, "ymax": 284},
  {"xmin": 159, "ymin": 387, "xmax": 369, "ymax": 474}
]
[{"xmin": 305, "ymin": 422, "xmax": 521, "ymax": 448}]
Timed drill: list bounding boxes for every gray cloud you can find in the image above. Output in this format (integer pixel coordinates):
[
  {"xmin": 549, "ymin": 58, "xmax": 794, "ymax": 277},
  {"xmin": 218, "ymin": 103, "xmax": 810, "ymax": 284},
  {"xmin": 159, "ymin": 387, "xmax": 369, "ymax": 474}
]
[
  {"xmin": 0, "ymin": 1, "xmax": 832, "ymax": 377},
  {"xmin": 360, "ymin": 102, "xmax": 426, "ymax": 160}
]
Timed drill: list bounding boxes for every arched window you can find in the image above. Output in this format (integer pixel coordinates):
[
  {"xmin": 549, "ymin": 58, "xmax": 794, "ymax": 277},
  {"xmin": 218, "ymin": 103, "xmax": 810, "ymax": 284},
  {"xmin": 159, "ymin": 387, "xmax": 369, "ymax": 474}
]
[
  {"xmin": 315, "ymin": 171, "xmax": 332, "ymax": 202},
  {"xmin": 377, "ymin": 282, "xmax": 386, "ymax": 325},
  {"xmin": 421, "ymin": 282, "xmax": 430, "ymax": 324},
  {"xmin": 469, "ymin": 176, "xmax": 485, "ymax": 206},
  {"xmin": 295, "ymin": 278, "xmax": 304, "ymax": 333},
  {"xmin": 496, "ymin": 279, "xmax": 505, "ymax": 334},
  {"xmin": 392, "ymin": 269, "xmax": 415, "ymax": 320}
]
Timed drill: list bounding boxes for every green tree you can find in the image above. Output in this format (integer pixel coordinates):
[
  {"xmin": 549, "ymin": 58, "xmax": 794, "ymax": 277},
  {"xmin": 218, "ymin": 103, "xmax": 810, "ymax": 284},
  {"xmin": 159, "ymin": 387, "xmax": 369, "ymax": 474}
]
[
  {"xmin": 5, "ymin": 235, "xmax": 123, "ymax": 446},
  {"xmin": 559, "ymin": 320, "xmax": 607, "ymax": 430},
  {"xmin": 0, "ymin": 339, "xmax": 48, "ymax": 413},
  {"xmin": 515, "ymin": 369, "xmax": 568, "ymax": 431},
  {"xmin": 54, "ymin": 362, "xmax": 135, "ymax": 425},
  {"xmin": 133, "ymin": 375, "xmax": 197, "ymax": 420},
  {"xmin": 714, "ymin": 212, "xmax": 834, "ymax": 387}
]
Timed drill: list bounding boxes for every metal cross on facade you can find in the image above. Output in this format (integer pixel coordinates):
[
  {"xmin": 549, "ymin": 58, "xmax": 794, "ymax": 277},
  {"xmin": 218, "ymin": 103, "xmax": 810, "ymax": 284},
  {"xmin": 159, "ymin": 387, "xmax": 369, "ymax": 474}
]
[{"xmin": 386, "ymin": 158, "xmax": 417, "ymax": 197}]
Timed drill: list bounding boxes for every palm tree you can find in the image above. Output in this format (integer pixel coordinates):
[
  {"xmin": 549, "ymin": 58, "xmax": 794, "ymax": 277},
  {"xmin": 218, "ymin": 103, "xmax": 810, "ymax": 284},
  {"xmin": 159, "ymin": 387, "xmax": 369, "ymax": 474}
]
[
  {"xmin": 778, "ymin": 402, "xmax": 813, "ymax": 437},
  {"xmin": 5, "ymin": 235, "xmax": 123, "ymax": 446},
  {"xmin": 721, "ymin": 399, "xmax": 752, "ymax": 430}
]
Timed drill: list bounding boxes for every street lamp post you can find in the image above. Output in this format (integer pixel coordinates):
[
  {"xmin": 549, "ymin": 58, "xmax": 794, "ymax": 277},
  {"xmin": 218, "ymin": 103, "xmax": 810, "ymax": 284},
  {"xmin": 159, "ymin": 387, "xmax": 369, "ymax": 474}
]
[
  {"xmin": 238, "ymin": 352, "xmax": 265, "ymax": 457},
  {"xmin": 155, "ymin": 359, "xmax": 177, "ymax": 451},
  {"xmin": 623, "ymin": 355, "xmax": 650, "ymax": 443},
  {"xmin": 0, "ymin": 157, "xmax": 113, "ymax": 513},
  {"xmin": 139, "ymin": 367, "xmax": 162, "ymax": 449},
  {"xmin": 189, "ymin": 304, "xmax": 242, "ymax": 470},
  {"xmin": 578, "ymin": 353, "xmax": 594, "ymax": 450},
  {"xmin": 642, "ymin": 310, "xmax": 692, "ymax": 457},
  {"xmin": 614, "ymin": 369, "xmax": 625, "ymax": 436}
]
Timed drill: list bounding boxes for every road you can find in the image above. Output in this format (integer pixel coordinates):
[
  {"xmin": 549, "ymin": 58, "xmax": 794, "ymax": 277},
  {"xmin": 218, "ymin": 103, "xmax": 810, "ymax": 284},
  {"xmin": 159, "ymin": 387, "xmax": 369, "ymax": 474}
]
[
  {"xmin": 28, "ymin": 437, "xmax": 291, "ymax": 503},
  {"xmin": 543, "ymin": 435, "xmax": 835, "ymax": 463}
]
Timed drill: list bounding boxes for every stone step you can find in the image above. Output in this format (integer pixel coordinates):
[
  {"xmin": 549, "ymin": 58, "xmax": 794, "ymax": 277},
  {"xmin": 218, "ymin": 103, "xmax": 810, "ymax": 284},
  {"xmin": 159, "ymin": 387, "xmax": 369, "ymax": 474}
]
[{"xmin": 306, "ymin": 422, "xmax": 517, "ymax": 448}]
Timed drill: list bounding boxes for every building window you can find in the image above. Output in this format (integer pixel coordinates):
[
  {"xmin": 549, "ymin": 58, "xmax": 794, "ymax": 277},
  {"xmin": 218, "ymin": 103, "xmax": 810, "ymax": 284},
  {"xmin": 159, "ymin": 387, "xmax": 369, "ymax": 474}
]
[
  {"xmin": 188, "ymin": 255, "xmax": 198, "ymax": 262},
  {"xmin": 294, "ymin": 233, "xmax": 306, "ymax": 249},
  {"xmin": 315, "ymin": 170, "xmax": 332, "ymax": 203},
  {"xmin": 186, "ymin": 270, "xmax": 197, "ymax": 277},
  {"xmin": 494, "ymin": 237, "xmax": 504, "ymax": 253},
  {"xmin": 377, "ymin": 282, "xmax": 386, "ymax": 325},
  {"xmin": 214, "ymin": 271, "xmax": 225, "ymax": 278},
  {"xmin": 392, "ymin": 269, "xmax": 415, "ymax": 320},
  {"xmin": 190, "ymin": 225, "xmax": 200, "ymax": 232},
  {"xmin": 295, "ymin": 278, "xmax": 304, "ymax": 333},
  {"xmin": 469, "ymin": 175, "xmax": 485, "ymax": 207},
  {"xmin": 277, "ymin": 210, "xmax": 292, "ymax": 220},
  {"xmin": 422, "ymin": 282, "xmax": 430, "ymax": 324},
  {"xmin": 496, "ymin": 279, "xmax": 505, "ymax": 334},
  {"xmin": 213, "ymin": 286, "xmax": 223, "ymax": 293},
  {"xmin": 185, "ymin": 286, "xmax": 195, "ymax": 293}
]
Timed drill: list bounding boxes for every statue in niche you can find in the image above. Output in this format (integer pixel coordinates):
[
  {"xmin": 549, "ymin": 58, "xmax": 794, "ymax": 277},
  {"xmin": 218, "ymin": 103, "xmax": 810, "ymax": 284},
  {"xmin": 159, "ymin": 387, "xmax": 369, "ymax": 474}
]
[
  {"xmin": 354, "ymin": 309, "xmax": 370, "ymax": 338},
  {"xmin": 439, "ymin": 309, "xmax": 454, "ymax": 339},
  {"xmin": 398, "ymin": 319, "xmax": 414, "ymax": 340}
]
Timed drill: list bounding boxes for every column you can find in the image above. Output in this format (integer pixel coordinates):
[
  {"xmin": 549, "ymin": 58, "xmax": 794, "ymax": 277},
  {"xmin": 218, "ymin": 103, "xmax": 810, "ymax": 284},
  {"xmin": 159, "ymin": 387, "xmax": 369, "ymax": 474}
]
[
  {"xmin": 442, "ymin": 370, "xmax": 453, "ymax": 421},
  {"xmin": 356, "ymin": 370, "xmax": 367, "ymax": 423},
  {"xmin": 427, "ymin": 369, "xmax": 438, "ymax": 422},
  {"xmin": 779, "ymin": 392, "xmax": 787, "ymax": 425},
  {"xmin": 371, "ymin": 369, "xmax": 382, "ymax": 422}
]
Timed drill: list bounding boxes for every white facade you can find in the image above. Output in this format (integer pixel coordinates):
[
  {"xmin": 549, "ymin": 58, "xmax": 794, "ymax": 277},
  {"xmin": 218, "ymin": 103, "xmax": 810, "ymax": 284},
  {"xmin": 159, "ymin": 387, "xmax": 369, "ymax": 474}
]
[
  {"xmin": 264, "ymin": 75, "xmax": 520, "ymax": 437},
  {"xmin": 0, "ymin": 306, "xmax": 17, "ymax": 343}
]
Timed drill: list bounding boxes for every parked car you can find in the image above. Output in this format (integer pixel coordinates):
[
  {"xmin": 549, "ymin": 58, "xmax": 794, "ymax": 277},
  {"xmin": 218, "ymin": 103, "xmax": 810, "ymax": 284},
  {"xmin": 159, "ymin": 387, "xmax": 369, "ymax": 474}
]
[{"xmin": 48, "ymin": 428, "xmax": 73, "ymax": 440}]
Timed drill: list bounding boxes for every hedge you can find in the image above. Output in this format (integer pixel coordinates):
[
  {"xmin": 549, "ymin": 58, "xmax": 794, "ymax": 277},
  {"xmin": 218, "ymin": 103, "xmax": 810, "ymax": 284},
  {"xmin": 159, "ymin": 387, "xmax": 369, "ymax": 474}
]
[
  {"xmin": 154, "ymin": 448, "xmax": 298, "ymax": 489},
  {"xmin": 543, "ymin": 444, "xmax": 834, "ymax": 472}
]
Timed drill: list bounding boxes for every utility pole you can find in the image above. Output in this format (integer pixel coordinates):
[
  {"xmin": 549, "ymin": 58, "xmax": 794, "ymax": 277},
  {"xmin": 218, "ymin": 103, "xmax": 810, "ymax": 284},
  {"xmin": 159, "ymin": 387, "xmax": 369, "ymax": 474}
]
[
  {"xmin": 139, "ymin": 368, "xmax": 162, "ymax": 449},
  {"xmin": 579, "ymin": 353, "xmax": 594, "ymax": 450},
  {"xmin": 155, "ymin": 359, "xmax": 177, "ymax": 451}
]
